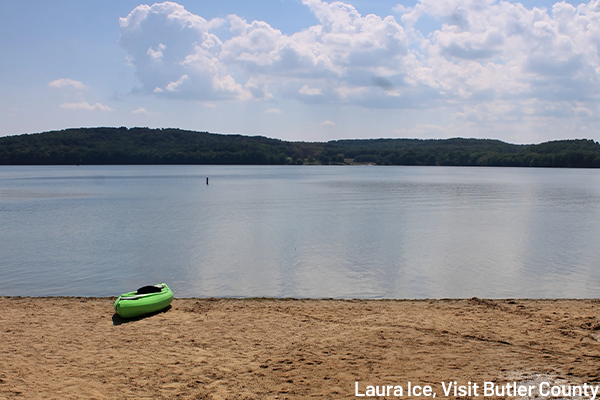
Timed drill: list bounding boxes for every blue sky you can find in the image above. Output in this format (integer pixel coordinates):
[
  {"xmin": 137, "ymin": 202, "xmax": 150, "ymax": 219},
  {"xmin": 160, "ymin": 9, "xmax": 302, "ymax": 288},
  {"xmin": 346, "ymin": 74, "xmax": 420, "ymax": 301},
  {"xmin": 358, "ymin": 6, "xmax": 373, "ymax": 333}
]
[{"xmin": 1, "ymin": 0, "xmax": 597, "ymax": 143}]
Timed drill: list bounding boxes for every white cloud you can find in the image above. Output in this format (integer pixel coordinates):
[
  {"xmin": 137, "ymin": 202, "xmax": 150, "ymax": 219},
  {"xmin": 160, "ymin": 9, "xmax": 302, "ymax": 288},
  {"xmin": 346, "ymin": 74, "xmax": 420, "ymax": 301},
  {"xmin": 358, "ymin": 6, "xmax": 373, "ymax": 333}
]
[
  {"xmin": 392, "ymin": 4, "xmax": 413, "ymax": 14},
  {"xmin": 265, "ymin": 108, "xmax": 282, "ymax": 114},
  {"xmin": 117, "ymin": 0, "xmax": 600, "ymax": 131},
  {"xmin": 119, "ymin": 2, "xmax": 247, "ymax": 101},
  {"xmin": 147, "ymin": 43, "xmax": 166, "ymax": 62},
  {"xmin": 166, "ymin": 75, "xmax": 189, "ymax": 92},
  {"xmin": 245, "ymin": 78, "xmax": 272, "ymax": 100},
  {"xmin": 48, "ymin": 79, "xmax": 85, "ymax": 90},
  {"xmin": 59, "ymin": 101, "xmax": 114, "ymax": 111},
  {"xmin": 321, "ymin": 120, "xmax": 336, "ymax": 126},
  {"xmin": 299, "ymin": 85, "xmax": 322, "ymax": 96},
  {"xmin": 119, "ymin": 0, "xmax": 411, "ymax": 104},
  {"xmin": 132, "ymin": 107, "xmax": 149, "ymax": 115}
]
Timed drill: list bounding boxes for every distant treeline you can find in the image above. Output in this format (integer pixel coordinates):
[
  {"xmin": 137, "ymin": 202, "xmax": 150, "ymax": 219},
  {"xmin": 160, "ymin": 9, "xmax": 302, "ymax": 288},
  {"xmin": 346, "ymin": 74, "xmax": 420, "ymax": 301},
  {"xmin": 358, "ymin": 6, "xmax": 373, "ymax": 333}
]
[{"xmin": 1, "ymin": 127, "xmax": 600, "ymax": 168}]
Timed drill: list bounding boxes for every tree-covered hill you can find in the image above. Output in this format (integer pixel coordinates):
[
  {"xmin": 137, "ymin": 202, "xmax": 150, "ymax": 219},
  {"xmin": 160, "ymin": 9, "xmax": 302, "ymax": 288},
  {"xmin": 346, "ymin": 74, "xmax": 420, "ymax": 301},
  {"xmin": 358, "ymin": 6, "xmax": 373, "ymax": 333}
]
[
  {"xmin": 1, "ymin": 127, "xmax": 600, "ymax": 168},
  {"xmin": 0, "ymin": 127, "xmax": 322, "ymax": 165},
  {"xmin": 320, "ymin": 137, "xmax": 600, "ymax": 167}
]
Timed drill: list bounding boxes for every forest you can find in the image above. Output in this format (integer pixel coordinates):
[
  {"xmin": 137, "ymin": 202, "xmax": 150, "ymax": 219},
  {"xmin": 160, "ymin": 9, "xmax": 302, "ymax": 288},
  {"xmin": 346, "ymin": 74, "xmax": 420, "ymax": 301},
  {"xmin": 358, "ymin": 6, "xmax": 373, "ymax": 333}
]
[{"xmin": 1, "ymin": 127, "xmax": 600, "ymax": 168}]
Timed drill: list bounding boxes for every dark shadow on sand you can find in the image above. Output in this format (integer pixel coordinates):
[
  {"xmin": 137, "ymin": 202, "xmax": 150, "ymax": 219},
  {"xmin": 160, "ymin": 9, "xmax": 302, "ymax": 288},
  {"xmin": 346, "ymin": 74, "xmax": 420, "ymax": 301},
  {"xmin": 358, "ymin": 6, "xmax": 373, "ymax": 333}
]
[{"xmin": 112, "ymin": 305, "xmax": 172, "ymax": 325}]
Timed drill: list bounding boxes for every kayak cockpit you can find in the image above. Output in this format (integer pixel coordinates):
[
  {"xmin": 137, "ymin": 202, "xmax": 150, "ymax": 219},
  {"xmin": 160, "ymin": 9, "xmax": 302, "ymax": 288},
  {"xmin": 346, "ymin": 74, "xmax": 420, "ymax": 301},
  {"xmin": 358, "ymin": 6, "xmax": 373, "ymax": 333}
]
[{"xmin": 114, "ymin": 283, "xmax": 173, "ymax": 318}]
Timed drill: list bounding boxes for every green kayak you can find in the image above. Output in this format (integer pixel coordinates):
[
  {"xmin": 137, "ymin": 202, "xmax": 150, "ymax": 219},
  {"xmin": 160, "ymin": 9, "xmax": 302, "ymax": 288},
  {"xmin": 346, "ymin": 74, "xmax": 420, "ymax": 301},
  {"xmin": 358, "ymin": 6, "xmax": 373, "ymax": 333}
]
[{"xmin": 114, "ymin": 283, "xmax": 173, "ymax": 318}]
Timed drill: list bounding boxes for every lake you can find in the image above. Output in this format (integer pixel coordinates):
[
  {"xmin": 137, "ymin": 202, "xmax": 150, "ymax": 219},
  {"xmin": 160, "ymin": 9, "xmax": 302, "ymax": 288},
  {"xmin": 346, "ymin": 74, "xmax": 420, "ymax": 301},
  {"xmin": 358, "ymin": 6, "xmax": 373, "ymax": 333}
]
[{"xmin": 1, "ymin": 165, "xmax": 599, "ymax": 298}]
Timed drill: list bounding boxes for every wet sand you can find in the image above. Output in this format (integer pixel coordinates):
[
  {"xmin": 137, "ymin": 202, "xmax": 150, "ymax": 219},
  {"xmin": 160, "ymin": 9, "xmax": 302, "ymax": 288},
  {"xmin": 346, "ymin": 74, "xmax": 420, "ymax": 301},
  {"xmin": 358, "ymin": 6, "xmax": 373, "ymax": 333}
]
[{"xmin": 1, "ymin": 297, "xmax": 600, "ymax": 399}]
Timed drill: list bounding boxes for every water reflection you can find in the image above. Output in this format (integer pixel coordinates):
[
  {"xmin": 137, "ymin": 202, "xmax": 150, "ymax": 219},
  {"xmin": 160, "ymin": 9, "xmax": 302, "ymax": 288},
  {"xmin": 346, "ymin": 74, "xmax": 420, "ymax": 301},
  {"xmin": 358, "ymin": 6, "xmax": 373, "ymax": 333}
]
[{"xmin": 1, "ymin": 165, "xmax": 600, "ymax": 298}]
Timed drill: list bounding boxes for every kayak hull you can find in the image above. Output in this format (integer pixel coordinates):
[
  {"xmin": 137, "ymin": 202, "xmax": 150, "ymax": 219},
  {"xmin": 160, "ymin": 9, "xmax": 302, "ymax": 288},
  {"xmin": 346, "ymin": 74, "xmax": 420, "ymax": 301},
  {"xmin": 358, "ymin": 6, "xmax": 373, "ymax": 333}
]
[{"xmin": 114, "ymin": 283, "xmax": 173, "ymax": 318}]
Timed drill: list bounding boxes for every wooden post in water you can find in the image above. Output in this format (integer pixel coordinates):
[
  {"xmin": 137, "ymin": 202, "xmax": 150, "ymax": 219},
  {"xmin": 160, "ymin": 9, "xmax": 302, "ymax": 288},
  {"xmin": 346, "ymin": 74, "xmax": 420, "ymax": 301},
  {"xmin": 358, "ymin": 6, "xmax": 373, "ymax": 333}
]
[{"xmin": 206, "ymin": 177, "xmax": 209, "ymax": 185}]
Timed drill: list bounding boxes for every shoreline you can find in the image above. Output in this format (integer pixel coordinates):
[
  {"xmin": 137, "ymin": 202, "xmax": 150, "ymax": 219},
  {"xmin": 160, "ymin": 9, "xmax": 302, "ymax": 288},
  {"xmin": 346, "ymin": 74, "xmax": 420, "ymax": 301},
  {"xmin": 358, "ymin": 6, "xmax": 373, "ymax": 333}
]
[
  {"xmin": 3, "ymin": 295, "xmax": 597, "ymax": 299},
  {"xmin": 2, "ymin": 297, "xmax": 599, "ymax": 399}
]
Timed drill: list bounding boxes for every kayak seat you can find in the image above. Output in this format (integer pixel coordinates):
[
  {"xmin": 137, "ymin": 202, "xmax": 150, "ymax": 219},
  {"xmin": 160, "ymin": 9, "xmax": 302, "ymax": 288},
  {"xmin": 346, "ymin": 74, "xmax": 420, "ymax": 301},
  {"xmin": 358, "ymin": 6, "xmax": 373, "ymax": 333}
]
[{"xmin": 136, "ymin": 285, "xmax": 163, "ymax": 295}]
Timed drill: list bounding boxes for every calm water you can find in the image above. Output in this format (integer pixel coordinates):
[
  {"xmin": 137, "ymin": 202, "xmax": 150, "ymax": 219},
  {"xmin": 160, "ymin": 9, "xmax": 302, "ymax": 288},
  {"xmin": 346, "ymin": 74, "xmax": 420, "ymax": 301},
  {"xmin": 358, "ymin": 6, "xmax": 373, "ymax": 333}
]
[{"xmin": 1, "ymin": 165, "xmax": 600, "ymax": 298}]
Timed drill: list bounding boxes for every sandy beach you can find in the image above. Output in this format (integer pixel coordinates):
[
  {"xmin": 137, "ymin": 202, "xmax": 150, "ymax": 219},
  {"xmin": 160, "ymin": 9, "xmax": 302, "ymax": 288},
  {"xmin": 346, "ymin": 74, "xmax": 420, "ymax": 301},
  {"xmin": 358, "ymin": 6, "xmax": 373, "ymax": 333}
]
[{"xmin": 1, "ymin": 297, "xmax": 600, "ymax": 399}]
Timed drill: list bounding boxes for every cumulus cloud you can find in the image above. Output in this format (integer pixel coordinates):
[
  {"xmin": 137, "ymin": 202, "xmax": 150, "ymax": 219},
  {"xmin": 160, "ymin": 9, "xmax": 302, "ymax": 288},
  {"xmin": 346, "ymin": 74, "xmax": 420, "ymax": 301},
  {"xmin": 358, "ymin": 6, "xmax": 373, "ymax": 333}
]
[
  {"xmin": 299, "ymin": 85, "xmax": 323, "ymax": 96},
  {"xmin": 166, "ymin": 75, "xmax": 189, "ymax": 92},
  {"xmin": 321, "ymin": 120, "xmax": 336, "ymax": 126},
  {"xmin": 132, "ymin": 107, "xmax": 149, "ymax": 114},
  {"xmin": 119, "ymin": 0, "xmax": 410, "ymax": 104},
  {"xmin": 404, "ymin": 0, "xmax": 600, "ymax": 95},
  {"xmin": 60, "ymin": 101, "xmax": 114, "ymax": 111},
  {"xmin": 147, "ymin": 43, "xmax": 166, "ymax": 62},
  {"xmin": 119, "ymin": 2, "xmax": 247, "ymax": 100},
  {"xmin": 48, "ymin": 79, "xmax": 85, "ymax": 90},
  {"xmin": 118, "ymin": 0, "xmax": 600, "ymax": 126},
  {"xmin": 265, "ymin": 108, "xmax": 282, "ymax": 114},
  {"xmin": 392, "ymin": 4, "xmax": 413, "ymax": 14}
]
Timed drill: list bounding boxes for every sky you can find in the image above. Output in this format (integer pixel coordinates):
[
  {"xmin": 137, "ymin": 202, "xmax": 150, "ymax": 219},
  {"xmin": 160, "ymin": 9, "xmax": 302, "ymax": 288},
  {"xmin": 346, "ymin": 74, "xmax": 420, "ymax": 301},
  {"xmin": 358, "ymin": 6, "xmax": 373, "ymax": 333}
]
[{"xmin": 1, "ymin": 0, "xmax": 599, "ymax": 144}]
